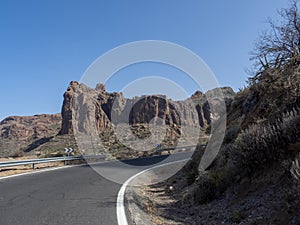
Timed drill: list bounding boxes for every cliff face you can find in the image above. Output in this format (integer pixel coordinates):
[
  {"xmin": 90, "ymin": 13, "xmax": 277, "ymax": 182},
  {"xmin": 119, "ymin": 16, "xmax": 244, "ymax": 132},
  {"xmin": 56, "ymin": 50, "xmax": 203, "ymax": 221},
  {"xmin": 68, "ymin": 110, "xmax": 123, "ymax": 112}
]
[
  {"xmin": 0, "ymin": 81, "xmax": 235, "ymax": 158},
  {"xmin": 58, "ymin": 81, "xmax": 235, "ymax": 151},
  {"xmin": 59, "ymin": 81, "xmax": 79, "ymax": 135},
  {"xmin": 0, "ymin": 114, "xmax": 61, "ymax": 157},
  {"xmin": 56, "ymin": 81, "xmax": 235, "ymax": 158}
]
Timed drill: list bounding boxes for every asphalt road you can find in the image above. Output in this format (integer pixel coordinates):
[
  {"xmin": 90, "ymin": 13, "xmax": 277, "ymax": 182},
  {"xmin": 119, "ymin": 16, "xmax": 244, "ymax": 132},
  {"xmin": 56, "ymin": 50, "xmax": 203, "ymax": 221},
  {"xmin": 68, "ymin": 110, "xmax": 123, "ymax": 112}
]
[{"xmin": 0, "ymin": 152, "xmax": 193, "ymax": 225}]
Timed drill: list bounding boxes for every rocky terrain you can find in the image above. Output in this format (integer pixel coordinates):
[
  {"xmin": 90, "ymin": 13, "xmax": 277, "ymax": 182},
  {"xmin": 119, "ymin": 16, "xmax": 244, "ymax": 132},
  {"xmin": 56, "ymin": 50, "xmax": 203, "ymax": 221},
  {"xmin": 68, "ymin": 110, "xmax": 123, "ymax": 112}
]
[
  {"xmin": 0, "ymin": 114, "xmax": 62, "ymax": 157},
  {"xmin": 1, "ymin": 2, "xmax": 300, "ymax": 224},
  {"xmin": 130, "ymin": 6, "xmax": 300, "ymax": 223},
  {"xmin": 60, "ymin": 81, "xmax": 234, "ymax": 158},
  {"xmin": 132, "ymin": 53, "xmax": 300, "ymax": 224},
  {"xmin": 0, "ymin": 81, "xmax": 235, "ymax": 159}
]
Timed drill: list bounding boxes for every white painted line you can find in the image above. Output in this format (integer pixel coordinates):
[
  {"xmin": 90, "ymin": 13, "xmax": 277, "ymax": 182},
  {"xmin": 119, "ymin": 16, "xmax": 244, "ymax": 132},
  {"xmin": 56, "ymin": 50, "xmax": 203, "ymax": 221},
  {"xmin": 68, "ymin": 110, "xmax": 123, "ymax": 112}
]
[
  {"xmin": 0, "ymin": 152, "xmax": 191, "ymax": 181},
  {"xmin": 116, "ymin": 158, "xmax": 189, "ymax": 225}
]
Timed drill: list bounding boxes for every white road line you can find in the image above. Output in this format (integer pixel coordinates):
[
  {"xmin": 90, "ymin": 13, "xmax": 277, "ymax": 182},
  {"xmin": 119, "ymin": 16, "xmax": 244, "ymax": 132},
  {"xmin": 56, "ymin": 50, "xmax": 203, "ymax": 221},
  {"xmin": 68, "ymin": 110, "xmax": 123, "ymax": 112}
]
[
  {"xmin": 0, "ymin": 152, "xmax": 189, "ymax": 181},
  {"xmin": 116, "ymin": 158, "xmax": 189, "ymax": 225},
  {"xmin": 0, "ymin": 157, "xmax": 122, "ymax": 181}
]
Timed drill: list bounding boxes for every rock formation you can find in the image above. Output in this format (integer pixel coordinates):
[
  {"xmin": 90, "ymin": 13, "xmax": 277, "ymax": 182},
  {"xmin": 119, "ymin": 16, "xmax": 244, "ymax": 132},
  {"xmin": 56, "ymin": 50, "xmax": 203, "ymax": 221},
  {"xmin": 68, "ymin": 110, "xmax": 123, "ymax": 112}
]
[
  {"xmin": 0, "ymin": 80, "xmax": 235, "ymax": 158},
  {"xmin": 59, "ymin": 81, "xmax": 235, "ymax": 136},
  {"xmin": 0, "ymin": 114, "xmax": 61, "ymax": 157},
  {"xmin": 57, "ymin": 81, "xmax": 235, "ymax": 157}
]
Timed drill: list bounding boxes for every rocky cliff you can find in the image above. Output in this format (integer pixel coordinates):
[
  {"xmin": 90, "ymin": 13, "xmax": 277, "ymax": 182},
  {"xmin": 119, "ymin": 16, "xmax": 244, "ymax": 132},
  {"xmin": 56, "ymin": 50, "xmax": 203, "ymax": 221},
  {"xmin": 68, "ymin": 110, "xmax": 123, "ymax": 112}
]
[
  {"xmin": 58, "ymin": 81, "xmax": 235, "ymax": 156},
  {"xmin": 59, "ymin": 81, "xmax": 235, "ymax": 133},
  {"xmin": 0, "ymin": 81, "xmax": 235, "ymax": 158},
  {"xmin": 0, "ymin": 114, "xmax": 61, "ymax": 157}
]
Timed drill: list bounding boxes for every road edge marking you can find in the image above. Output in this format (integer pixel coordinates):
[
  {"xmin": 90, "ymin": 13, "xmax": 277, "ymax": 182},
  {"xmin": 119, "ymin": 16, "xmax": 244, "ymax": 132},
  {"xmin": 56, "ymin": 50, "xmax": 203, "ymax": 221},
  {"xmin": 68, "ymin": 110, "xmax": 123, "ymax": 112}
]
[
  {"xmin": 0, "ymin": 152, "xmax": 188, "ymax": 181},
  {"xmin": 116, "ymin": 158, "xmax": 189, "ymax": 225}
]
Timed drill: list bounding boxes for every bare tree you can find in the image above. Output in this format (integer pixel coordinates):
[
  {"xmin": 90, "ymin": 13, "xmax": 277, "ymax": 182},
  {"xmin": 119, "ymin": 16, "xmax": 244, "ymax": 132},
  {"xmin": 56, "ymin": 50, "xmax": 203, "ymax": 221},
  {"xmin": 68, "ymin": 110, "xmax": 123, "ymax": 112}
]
[{"xmin": 250, "ymin": 0, "xmax": 300, "ymax": 81}]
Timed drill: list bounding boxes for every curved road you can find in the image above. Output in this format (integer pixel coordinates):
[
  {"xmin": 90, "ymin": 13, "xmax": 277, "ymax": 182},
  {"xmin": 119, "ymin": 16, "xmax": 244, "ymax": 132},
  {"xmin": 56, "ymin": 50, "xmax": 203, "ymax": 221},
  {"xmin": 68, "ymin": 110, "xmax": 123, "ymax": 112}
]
[{"xmin": 0, "ymin": 152, "xmax": 192, "ymax": 225}]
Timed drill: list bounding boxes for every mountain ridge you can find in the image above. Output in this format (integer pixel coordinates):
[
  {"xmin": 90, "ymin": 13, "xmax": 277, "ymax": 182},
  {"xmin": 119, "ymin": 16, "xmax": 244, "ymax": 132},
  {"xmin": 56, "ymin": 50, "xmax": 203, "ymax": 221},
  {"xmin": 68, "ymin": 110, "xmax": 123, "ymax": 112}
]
[{"xmin": 0, "ymin": 82, "xmax": 235, "ymax": 159}]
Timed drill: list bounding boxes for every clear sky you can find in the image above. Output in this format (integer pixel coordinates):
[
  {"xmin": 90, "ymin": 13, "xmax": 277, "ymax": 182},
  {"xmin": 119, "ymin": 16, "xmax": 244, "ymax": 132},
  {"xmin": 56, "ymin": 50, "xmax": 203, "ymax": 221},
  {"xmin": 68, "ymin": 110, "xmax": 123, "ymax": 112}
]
[{"xmin": 0, "ymin": 0, "xmax": 289, "ymax": 120}]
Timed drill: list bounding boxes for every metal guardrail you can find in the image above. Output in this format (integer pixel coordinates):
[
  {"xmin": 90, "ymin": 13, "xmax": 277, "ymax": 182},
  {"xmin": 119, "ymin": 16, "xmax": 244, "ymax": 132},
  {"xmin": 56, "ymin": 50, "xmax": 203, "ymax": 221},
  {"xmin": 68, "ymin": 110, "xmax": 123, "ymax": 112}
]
[
  {"xmin": 156, "ymin": 144, "xmax": 207, "ymax": 153},
  {"xmin": 0, "ymin": 144, "xmax": 207, "ymax": 170},
  {"xmin": 0, "ymin": 155, "xmax": 106, "ymax": 169}
]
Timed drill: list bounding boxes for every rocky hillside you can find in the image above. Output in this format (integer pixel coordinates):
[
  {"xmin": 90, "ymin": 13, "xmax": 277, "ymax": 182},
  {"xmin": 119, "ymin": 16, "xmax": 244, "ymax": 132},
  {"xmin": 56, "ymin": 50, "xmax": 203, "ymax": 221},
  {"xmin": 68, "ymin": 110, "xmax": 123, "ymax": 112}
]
[
  {"xmin": 0, "ymin": 114, "xmax": 61, "ymax": 157},
  {"xmin": 58, "ymin": 81, "xmax": 234, "ymax": 158},
  {"xmin": 0, "ymin": 80, "xmax": 235, "ymax": 159},
  {"xmin": 60, "ymin": 81, "xmax": 218, "ymax": 135},
  {"xmin": 140, "ymin": 61, "xmax": 300, "ymax": 224}
]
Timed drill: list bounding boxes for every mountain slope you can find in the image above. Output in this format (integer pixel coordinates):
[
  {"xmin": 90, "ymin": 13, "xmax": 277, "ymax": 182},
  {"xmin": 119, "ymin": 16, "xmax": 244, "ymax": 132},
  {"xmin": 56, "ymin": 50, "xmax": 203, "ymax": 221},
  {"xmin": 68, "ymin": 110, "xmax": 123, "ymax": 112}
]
[
  {"xmin": 0, "ymin": 114, "xmax": 61, "ymax": 157},
  {"xmin": 139, "ymin": 62, "xmax": 300, "ymax": 224},
  {"xmin": 0, "ymin": 81, "xmax": 235, "ymax": 159}
]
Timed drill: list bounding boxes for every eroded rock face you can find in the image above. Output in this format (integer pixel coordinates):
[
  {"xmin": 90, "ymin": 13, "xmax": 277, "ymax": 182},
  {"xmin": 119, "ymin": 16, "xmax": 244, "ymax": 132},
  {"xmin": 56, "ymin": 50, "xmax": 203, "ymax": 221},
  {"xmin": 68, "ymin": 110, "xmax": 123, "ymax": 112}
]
[
  {"xmin": 0, "ymin": 114, "xmax": 61, "ymax": 157},
  {"xmin": 0, "ymin": 80, "xmax": 235, "ymax": 158},
  {"xmin": 59, "ymin": 81, "xmax": 79, "ymax": 135},
  {"xmin": 0, "ymin": 114, "xmax": 61, "ymax": 139},
  {"xmin": 0, "ymin": 81, "xmax": 235, "ymax": 158},
  {"xmin": 59, "ymin": 81, "xmax": 235, "ymax": 140}
]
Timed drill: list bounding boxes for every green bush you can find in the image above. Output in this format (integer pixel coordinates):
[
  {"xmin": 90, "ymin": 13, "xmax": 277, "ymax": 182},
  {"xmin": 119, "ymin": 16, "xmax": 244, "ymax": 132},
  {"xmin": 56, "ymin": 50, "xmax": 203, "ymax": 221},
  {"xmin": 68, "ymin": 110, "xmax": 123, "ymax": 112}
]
[
  {"xmin": 194, "ymin": 175, "xmax": 216, "ymax": 204},
  {"xmin": 208, "ymin": 166, "xmax": 234, "ymax": 195},
  {"xmin": 231, "ymin": 210, "xmax": 247, "ymax": 223}
]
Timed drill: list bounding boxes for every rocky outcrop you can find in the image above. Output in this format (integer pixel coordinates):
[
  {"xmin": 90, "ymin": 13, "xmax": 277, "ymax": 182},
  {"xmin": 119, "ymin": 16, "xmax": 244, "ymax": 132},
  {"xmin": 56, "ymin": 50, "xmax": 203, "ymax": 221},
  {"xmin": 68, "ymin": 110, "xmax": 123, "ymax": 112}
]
[
  {"xmin": 123, "ymin": 66, "xmax": 300, "ymax": 225},
  {"xmin": 147, "ymin": 65, "xmax": 300, "ymax": 225},
  {"xmin": 0, "ymin": 81, "xmax": 235, "ymax": 158},
  {"xmin": 59, "ymin": 81, "xmax": 79, "ymax": 135},
  {"xmin": 0, "ymin": 114, "xmax": 61, "ymax": 157},
  {"xmin": 0, "ymin": 114, "xmax": 61, "ymax": 139},
  {"xmin": 59, "ymin": 81, "xmax": 235, "ymax": 139}
]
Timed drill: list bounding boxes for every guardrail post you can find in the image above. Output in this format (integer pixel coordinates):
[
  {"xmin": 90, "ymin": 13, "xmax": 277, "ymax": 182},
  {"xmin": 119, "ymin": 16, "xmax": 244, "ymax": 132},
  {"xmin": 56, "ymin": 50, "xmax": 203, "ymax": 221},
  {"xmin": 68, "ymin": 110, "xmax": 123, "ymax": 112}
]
[{"xmin": 32, "ymin": 163, "xmax": 35, "ymax": 170}]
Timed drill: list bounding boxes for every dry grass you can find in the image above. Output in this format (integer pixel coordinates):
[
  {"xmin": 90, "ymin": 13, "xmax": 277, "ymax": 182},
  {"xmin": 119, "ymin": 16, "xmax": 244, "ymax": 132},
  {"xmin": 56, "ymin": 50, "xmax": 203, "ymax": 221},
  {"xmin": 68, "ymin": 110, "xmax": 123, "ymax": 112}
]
[{"xmin": 0, "ymin": 161, "xmax": 65, "ymax": 177}]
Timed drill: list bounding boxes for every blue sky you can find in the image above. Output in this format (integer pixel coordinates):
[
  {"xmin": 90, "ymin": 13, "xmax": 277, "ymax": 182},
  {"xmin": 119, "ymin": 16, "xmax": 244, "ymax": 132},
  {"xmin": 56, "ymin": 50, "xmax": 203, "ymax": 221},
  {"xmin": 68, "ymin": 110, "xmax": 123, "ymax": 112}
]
[{"xmin": 0, "ymin": 0, "xmax": 289, "ymax": 120}]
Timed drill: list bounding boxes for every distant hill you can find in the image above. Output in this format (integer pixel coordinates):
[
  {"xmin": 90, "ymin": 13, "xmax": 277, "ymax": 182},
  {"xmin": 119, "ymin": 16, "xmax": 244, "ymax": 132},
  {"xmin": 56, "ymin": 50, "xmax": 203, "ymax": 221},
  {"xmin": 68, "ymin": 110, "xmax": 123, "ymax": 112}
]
[{"xmin": 0, "ymin": 114, "xmax": 61, "ymax": 157}]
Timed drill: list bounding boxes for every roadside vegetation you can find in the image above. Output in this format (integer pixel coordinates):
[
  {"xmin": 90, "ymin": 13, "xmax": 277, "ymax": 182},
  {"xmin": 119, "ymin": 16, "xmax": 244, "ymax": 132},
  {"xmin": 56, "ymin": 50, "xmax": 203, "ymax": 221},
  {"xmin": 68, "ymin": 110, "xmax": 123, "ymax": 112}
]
[{"xmin": 142, "ymin": 1, "xmax": 300, "ymax": 224}]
